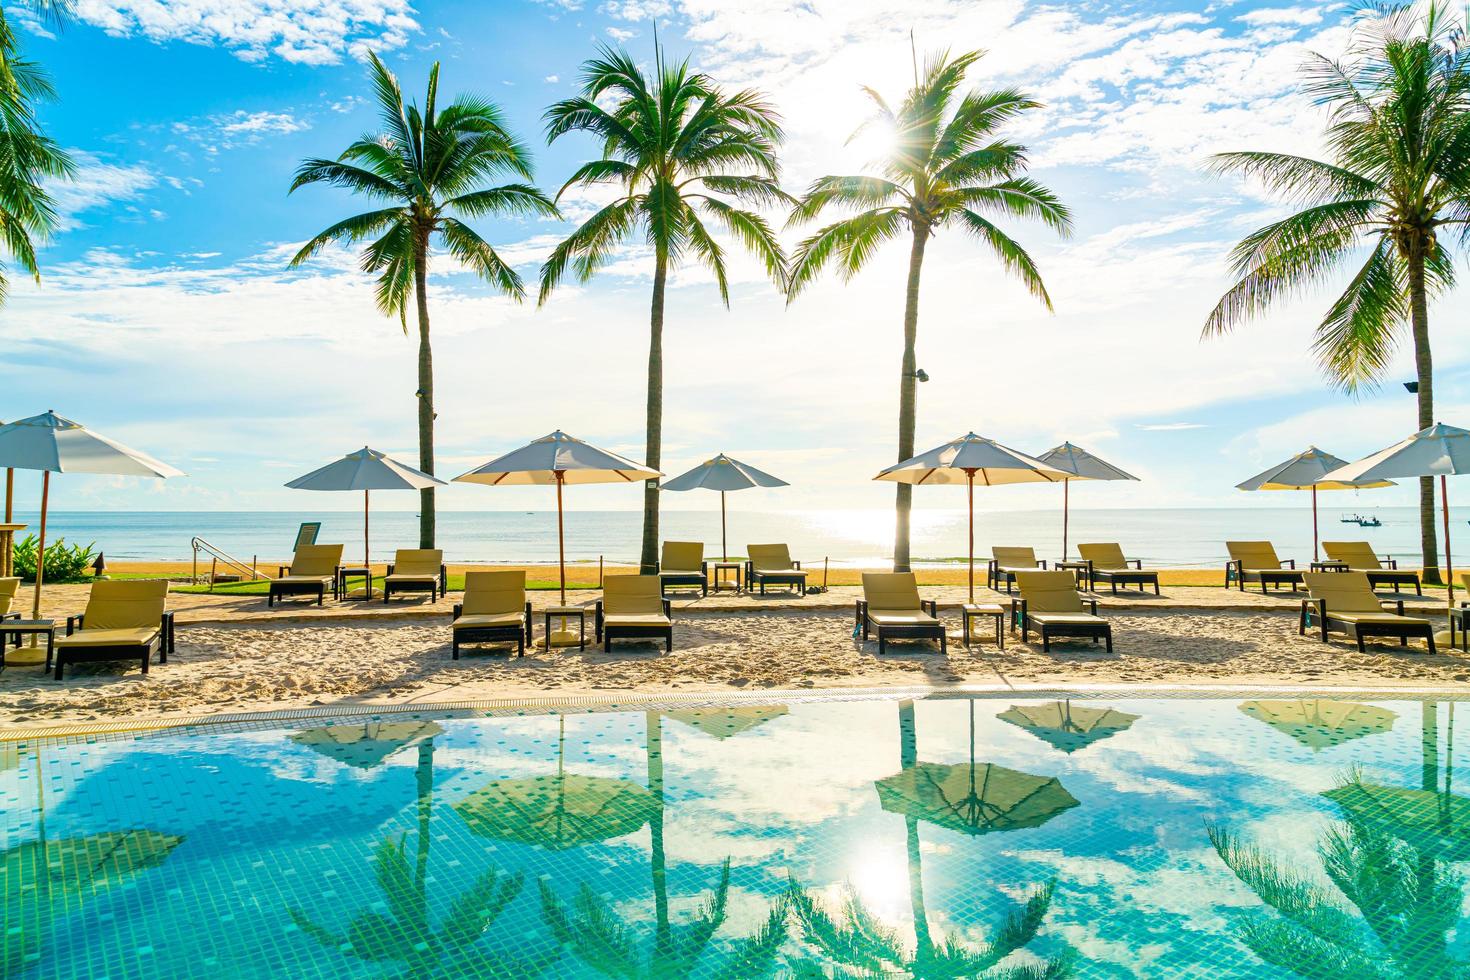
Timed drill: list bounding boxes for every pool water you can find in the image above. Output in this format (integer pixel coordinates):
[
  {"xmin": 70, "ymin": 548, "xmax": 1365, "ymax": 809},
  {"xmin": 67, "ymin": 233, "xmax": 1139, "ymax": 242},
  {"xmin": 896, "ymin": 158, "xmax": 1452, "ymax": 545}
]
[{"xmin": 2, "ymin": 694, "xmax": 1466, "ymax": 979}]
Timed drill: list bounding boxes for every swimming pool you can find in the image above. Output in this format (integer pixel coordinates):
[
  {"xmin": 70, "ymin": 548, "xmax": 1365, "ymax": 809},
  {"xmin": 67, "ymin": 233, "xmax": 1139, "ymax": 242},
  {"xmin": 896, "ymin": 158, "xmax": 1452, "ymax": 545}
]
[{"xmin": 2, "ymin": 692, "xmax": 1464, "ymax": 978}]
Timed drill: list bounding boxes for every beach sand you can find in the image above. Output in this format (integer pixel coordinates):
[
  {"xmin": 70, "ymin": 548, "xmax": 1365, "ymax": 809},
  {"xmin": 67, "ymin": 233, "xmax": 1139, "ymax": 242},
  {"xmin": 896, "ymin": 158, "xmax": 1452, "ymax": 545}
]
[{"xmin": 4, "ymin": 599, "xmax": 1468, "ymax": 731}]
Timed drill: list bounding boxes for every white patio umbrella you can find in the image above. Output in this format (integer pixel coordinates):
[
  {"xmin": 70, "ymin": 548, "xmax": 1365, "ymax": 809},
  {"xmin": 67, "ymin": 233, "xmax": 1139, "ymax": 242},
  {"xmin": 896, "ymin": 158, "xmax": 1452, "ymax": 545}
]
[
  {"xmin": 1236, "ymin": 447, "xmax": 1393, "ymax": 561},
  {"xmin": 876, "ymin": 433, "xmax": 1069, "ymax": 602},
  {"xmin": 1034, "ymin": 442, "xmax": 1139, "ymax": 560},
  {"xmin": 662, "ymin": 453, "xmax": 788, "ymax": 561},
  {"xmin": 0, "ymin": 412, "xmax": 183, "ymax": 644},
  {"xmin": 454, "ymin": 431, "xmax": 658, "ymax": 642},
  {"xmin": 1325, "ymin": 423, "xmax": 1470, "ymax": 609},
  {"xmin": 285, "ymin": 447, "xmax": 446, "ymax": 592}
]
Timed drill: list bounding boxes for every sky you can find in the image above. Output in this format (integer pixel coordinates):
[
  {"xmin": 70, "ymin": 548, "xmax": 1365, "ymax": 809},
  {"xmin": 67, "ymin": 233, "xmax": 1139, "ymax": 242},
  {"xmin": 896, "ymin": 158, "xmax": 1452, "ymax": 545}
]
[{"xmin": 0, "ymin": 0, "xmax": 1462, "ymax": 515}]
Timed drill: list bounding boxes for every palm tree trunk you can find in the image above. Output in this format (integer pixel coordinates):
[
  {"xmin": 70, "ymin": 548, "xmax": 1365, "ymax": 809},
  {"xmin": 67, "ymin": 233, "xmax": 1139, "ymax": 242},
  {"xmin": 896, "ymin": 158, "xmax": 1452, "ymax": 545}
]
[
  {"xmin": 414, "ymin": 234, "xmax": 436, "ymax": 550},
  {"xmin": 893, "ymin": 224, "xmax": 930, "ymax": 573},
  {"xmin": 1408, "ymin": 245, "xmax": 1440, "ymax": 584},
  {"xmin": 640, "ymin": 248, "xmax": 668, "ymax": 575},
  {"xmin": 645, "ymin": 712, "xmax": 671, "ymax": 960}
]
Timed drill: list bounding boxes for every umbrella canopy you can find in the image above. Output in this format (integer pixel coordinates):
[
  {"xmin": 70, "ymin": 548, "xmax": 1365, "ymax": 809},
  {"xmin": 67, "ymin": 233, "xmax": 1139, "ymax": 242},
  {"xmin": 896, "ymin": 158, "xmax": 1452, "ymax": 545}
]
[
  {"xmin": 292, "ymin": 720, "xmax": 445, "ymax": 770},
  {"xmin": 666, "ymin": 705, "xmax": 789, "ymax": 739},
  {"xmin": 0, "ymin": 412, "xmax": 183, "ymax": 631},
  {"xmin": 876, "ymin": 433, "xmax": 1069, "ymax": 601},
  {"xmin": 1239, "ymin": 699, "xmax": 1397, "ymax": 752},
  {"xmin": 455, "ymin": 431, "xmax": 658, "ymax": 609},
  {"xmin": 1325, "ymin": 423, "xmax": 1470, "ymax": 606},
  {"xmin": 996, "ymin": 700, "xmax": 1140, "ymax": 754},
  {"xmin": 1236, "ymin": 447, "xmax": 1393, "ymax": 561},
  {"xmin": 286, "ymin": 447, "xmax": 445, "ymax": 572},
  {"xmin": 662, "ymin": 453, "xmax": 788, "ymax": 561},
  {"xmin": 1034, "ymin": 443, "xmax": 1139, "ymax": 560},
  {"xmin": 875, "ymin": 761, "xmax": 1079, "ymax": 836}
]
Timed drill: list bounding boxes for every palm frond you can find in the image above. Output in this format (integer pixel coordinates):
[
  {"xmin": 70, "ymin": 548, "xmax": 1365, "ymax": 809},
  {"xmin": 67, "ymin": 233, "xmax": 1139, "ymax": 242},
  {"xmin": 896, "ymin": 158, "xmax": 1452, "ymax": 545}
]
[
  {"xmin": 788, "ymin": 175, "xmax": 908, "ymax": 225},
  {"xmin": 697, "ymin": 196, "xmax": 787, "ymax": 289},
  {"xmin": 1208, "ymin": 151, "xmax": 1382, "ymax": 205},
  {"xmin": 445, "ymin": 183, "xmax": 559, "ymax": 220},
  {"xmin": 439, "ymin": 216, "xmax": 525, "ymax": 299},
  {"xmin": 537, "ymin": 196, "xmax": 640, "ymax": 303},
  {"xmin": 957, "ymin": 209, "xmax": 1054, "ymax": 309},
  {"xmin": 954, "ymin": 177, "xmax": 1073, "ymax": 235},
  {"xmin": 1313, "ymin": 237, "xmax": 1405, "ymax": 391},
  {"xmin": 787, "ymin": 208, "xmax": 906, "ymax": 298},
  {"xmin": 288, "ymin": 207, "xmax": 404, "ymax": 267}
]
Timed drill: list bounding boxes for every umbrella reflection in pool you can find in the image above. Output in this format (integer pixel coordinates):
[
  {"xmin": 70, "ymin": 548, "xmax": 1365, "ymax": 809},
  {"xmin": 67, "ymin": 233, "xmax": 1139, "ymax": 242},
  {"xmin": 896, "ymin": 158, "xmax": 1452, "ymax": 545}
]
[
  {"xmin": 291, "ymin": 719, "xmax": 444, "ymax": 770},
  {"xmin": 996, "ymin": 699, "xmax": 1141, "ymax": 755},
  {"xmin": 1238, "ymin": 699, "xmax": 1397, "ymax": 752}
]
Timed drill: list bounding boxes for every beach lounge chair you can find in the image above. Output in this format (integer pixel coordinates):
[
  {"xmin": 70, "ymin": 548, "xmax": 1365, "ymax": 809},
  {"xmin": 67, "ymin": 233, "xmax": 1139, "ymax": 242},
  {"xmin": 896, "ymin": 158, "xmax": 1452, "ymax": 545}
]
[
  {"xmin": 1077, "ymin": 543, "xmax": 1160, "ymax": 595},
  {"xmin": 1012, "ymin": 570, "xmax": 1112, "ymax": 652},
  {"xmin": 1, "ymin": 576, "xmax": 20, "ymax": 649},
  {"xmin": 988, "ymin": 547, "xmax": 1046, "ymax": 593},
  {"xmin": 596, "ymin": 575, "xmax": 673, "ymax": 652},
  {"xmin": 658, "ymin": 541, "xmax": 708, "ymax": 597},
  {"xmin": 52, "ymin": 579, "xmax": 173, "ymax": 680},
  {"xmin": 1300, "ymin": 571, "xmax": 1434, "ymax": 653},
  {"xmin": 856, "ymin": 572, "xmax": 945, "ymax": 655},
  {"xmin": 1225, "ymin": 541, "xmax": 1303, "ymax": 593},
  {"xmin": 269, "ymin": 544, "xmax": 344, "ymax": 607},
  {"xmin": 384, "ymin": 548, "xmax": 447, "ymax": 603},
  {"xmin": 1321, "ymin": 541, "xmax": 1422, "ymax": 595},
  {"xmin": 451, "ymin": 570, "xmax": 532, "ymax": 658},
  {"xmin": 745, "ymin": 544, "xmax": 807, "ymax": 596}
]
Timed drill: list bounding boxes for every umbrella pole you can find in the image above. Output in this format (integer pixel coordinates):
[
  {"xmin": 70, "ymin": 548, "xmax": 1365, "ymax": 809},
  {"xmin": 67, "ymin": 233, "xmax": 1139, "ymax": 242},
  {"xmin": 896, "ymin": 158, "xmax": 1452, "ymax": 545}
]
[
  {"xmin": 364, "ymin": 489, "xmax": 370, "ymax": 569},
  {"xmin": 1443, "ymin": 474, "xmax": 1454, "ymax": 611},
  {"xmin": 3, "ymin": 467, "xmax": 10, "ymax": 578},
  {"xmin": 1311, "ymin": 485, "xmax": 1319, "ymax": 562},
  {"xmin": 30, "ymin": 471, "xmax": 49, "ymax": 631},
  {"xmin": 967, "ymin": 470, "xmax": 975, "ymax": 604},
  {"xmin": 556, "ymin": 472, "xmax": 567, "ymax": 606},
  {"xmin": 720, "ymin": 490, "xmax": 728, "ymax": 563},
  {"xmin": 1062, "ymin": 479, "xmax": 1069, "ymax": 561}
]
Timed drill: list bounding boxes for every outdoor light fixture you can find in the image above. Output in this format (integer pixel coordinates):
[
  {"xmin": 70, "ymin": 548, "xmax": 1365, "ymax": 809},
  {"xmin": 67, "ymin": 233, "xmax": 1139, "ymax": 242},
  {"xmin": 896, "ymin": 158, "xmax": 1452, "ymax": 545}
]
[
  {"xmin": 915, "ymin": 368, "xmax": 930, "ymax": 382},
  {"xmin": 1405, "ymin": 381, "xmax": 1420, "ymax": 393}
]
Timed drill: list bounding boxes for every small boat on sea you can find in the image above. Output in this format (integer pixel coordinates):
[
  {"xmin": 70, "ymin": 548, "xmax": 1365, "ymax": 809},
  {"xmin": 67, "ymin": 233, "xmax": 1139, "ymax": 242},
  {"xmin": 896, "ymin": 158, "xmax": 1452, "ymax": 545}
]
[{"xmin": 1339, "ymin": 513, "xmax": 1381, "ymax": 527}]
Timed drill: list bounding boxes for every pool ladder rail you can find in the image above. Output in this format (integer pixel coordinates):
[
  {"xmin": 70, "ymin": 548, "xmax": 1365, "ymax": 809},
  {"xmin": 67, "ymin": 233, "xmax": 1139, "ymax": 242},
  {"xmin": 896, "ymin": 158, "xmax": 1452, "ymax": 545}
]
[{"xmin": 190, "ymin": 536, "xmax": 268, "ymax": 589}]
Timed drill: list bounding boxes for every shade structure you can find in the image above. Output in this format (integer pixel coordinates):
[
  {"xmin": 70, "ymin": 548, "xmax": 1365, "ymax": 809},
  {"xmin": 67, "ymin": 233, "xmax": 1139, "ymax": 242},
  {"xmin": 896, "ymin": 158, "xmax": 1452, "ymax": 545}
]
[
  {"xmin": 453, "ymin": 717, "xmax": 657, "ymax": 850},
  {"xmin": 1034, "ymin": 443, "xmax": 1139, "ymax": 559},
  {"xmin": 454, "ymin": 431, "xmax": 658, "ymax": 615},
  {"xmin": 666, "ymin": 704, "xmax": 789, "ymax": 739},
  {"xmin": 1324, "ymin": 423, "xmax": 1470, "ymax": 607},
  {"xmin": 1235, "ymin": 447, "xmax": 1393, "ymax": 561},
  {"xmin": 876, "ymin": 433, "xmax": 1069, "ymax": 601},
  {"xmin": 291, "ymin": 720, "xmax": 444, "ymax": 770},
  {"xmin": 0, "ymin": 412, "xmax": 183, "ymax": 646},
  {"xmin": 285, "ymin": 446, "xmax": 445, "ymax": 577},
  {"xmin": 875, "ymin": 760, "xmax": 1078, "ymax": 836},
  {"xmin": 662, "ymin": 453, "xmax": 788, "ymax": 561},
  {"xmin": 1238, "ymin": 699, "xmax": 1397, "ymax": 752},
  {"xmin": 996, "ymin": 700, "xmax": 1140, "ymax": 754}
]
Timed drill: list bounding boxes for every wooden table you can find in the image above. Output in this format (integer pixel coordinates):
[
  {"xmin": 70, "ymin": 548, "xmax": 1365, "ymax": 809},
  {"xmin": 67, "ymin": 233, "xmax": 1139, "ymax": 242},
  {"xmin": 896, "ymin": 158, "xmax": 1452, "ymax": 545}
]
[
  {"xmin": 542, "ymin": 605, "xmax": 587, "ymax": 650},
  {"xmin": 3, "ymin": 619, "xmax": 54, "ymax": 671},
  {"xmin": 712, "ymin": 562, "xmax": 743, "ymax": 592},
  {"xmin": 0, "ymin": 523, "xmax": 25, "ymax": 579},
  {"xmin": 961, "ymin": 603, "xmax": 1006, "ymax": 649}
]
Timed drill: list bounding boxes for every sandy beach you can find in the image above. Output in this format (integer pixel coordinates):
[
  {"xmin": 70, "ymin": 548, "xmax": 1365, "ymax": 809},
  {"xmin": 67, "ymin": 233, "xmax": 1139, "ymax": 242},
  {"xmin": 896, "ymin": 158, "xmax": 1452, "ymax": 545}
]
[{"xmin": 4, "ymin": 575, "xmax": 1466, "ymax": 732}]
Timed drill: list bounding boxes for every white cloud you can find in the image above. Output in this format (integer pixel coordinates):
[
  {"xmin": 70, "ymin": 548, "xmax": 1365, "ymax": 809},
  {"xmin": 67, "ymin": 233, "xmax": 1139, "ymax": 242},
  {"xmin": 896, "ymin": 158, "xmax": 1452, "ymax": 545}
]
[
  {"xmin": 46, "ymin": 153, "xmax": 158, "ymax": 231},
  {"xmin": 71, "ymin": 0, "xmax": 419, "ymax": 65},
  {"xmin": 166, "ymin": 108, "xmax": 311, "ymax": 156},
  {"xmin": 1137, "ymin": 422, "xmax": 1208, "ymax": 432},
  {"xmin": 1237, "ymin": 6, "xmax": 1327, "ymax": 27},
  {"xmin": 543, "ymin": 74, "xmax": 560, "ymax": 83},
  {"xmin": 606, "ymin": 26, "xmax": 637, "ymax": 40}
]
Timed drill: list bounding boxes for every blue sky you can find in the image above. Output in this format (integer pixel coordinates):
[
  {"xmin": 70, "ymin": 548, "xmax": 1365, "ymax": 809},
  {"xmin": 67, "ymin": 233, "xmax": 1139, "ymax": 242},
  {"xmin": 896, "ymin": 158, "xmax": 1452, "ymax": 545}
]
[{"xmin": 1, "ymin": 0, "xmax": 1461, "ymax": 514}]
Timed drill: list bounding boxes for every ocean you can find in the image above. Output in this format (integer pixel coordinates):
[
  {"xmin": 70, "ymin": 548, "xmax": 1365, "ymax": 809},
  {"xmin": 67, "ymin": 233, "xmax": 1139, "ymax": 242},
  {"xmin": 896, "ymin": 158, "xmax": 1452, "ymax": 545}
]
[{"xmin": 4, "ymin": 506, "xmax": 1458, "ymax": 568}]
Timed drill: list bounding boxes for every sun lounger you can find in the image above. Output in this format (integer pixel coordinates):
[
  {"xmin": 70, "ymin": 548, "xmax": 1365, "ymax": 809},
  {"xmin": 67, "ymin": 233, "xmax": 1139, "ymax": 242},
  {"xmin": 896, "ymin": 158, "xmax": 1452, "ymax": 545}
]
[
  {"xmin": 1300, "ymin": 571, "xmax": 1434, "ymax": 653},
  {"xmin": 384, "ymin": 548, "xmax": 446, "ymax": 603},
  {"xmin": 596, "ymin": 575, "xmax": 674, "ymax": 652},
  {"xmin": 451, "ymin": 570, "xmax": 532, "ymax": 658},
  {"xmin": 1012, "ymin": 570, "xmax": 1112, "ymax": 652},
  {"xmin": 988, "ymin": 547, "xmax": 1046, "ymax": 593},
  {"xmin": 52, "ymin": 579, "xmax": 173, "ymax": 680},
  {"xmin": 856, "ymin": 572, "xmax": 945, "ymax": 655},
  {"xmin": 746, "ymin": 544, "xmax": 807, "ymax": 596},
  {"xmin": 269, "ymin": 544, "xmax": 344, "ymax": 606},
  {"xmin": 1225, "ymin": 541, "xmax": 1303, "ymax": 593},
  {"xmin": 1321, "ymin": 541, "xmax": 1422, "ymax": 595},
  {"xmin": 1, "ymin": 577, "xmax": 18, "ymax": 647},
  {"xmin": 658, "ymin": 541, "xmax": 708, "ymax": 597},
  {"xmin": 1077, "ymin": 543, "xmax": 1160, "ymax": 595}
]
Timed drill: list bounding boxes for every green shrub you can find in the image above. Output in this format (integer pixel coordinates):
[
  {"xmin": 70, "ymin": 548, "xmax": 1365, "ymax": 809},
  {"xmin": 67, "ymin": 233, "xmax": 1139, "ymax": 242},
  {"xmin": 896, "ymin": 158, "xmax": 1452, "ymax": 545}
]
[{"xmin": 11, "ymin": 534, "xmax": 99, "ymax": 583}]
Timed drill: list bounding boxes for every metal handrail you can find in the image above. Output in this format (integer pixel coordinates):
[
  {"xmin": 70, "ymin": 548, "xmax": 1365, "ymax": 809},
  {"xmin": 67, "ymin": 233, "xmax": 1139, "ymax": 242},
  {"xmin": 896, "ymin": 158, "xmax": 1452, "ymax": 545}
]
[{"xmin": 191, "ymin": 536, "xmax": 266, "ymax": 587}]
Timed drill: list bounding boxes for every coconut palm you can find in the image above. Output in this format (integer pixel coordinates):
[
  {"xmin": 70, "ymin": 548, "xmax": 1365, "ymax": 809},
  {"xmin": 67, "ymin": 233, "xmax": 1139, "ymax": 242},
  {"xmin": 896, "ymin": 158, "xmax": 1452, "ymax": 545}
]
[
  {"xmin": 539, "ymin": 45, "xmax": 789, "ymax": 574},
  {"xmin": 0, "ymin": 0, "xmax": 74, "ymax": 305},
  {"xmin": 786, "ymin": 49, "xmax": 1071, "ymax": 571},
  {"xmin": 1202, "ymin": 2, "xmax": 1470, "ymax": 584},
  {"xmin": 289, "ymin": 53, "xmax": 557, "ymax": 548}
]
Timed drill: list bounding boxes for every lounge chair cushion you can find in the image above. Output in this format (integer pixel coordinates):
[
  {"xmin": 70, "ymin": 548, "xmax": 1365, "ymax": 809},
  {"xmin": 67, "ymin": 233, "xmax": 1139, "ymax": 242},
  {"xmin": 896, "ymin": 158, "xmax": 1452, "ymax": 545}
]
[
  {"xmin": 1303, "ymin": 572, "xmax": 1392, "ymax": 614},
  {"xmin": 992, "ymin": 547, "xmax": 1039, "ymax": 567},
  {"xmin": 1227, "ymin": 541, "xmax": 1285, "ymax": 570},
  {"xmin": 0, "ymin": 576, "xmax": 17, "ymax": 616},
  {"xmin": 462, "ymin": 571, "xmax": 527, "ymax": 616},
  {"xmin": 1028, "ymin": 611, "xmax": 1105, "ymax": 626},
  {"xmin": 603, "ymin": 575, "xmax": 667, "ymax": 616},
  {"xmin": 289, "ymin": 544, "xmax": 344, "ymax": 578},
  {"xmin": 82, "ymin": 580, "xmax": 169, "ymax": 630},
  {"xmin": 748, "ymin": 544, "xmax": 801, "ymax": 573},
  {"xmin": 1327, "ymin": 611, "xmax": 1428, "ymax": 627},
  {"xmin": 56, "ymin": 626, "xmax": 160, "ymax": 648},
  {"xmin": 386, "ymin": 573, "xmax": 439, "ymax": 585},
  {"xmin": 392, "ymin": 549, "xmax": 443, "ymax": 577},
  {"xmin": 660, "ymin": 541, "xmax": 704, "ymax": 574},
  {"xmin": 274, "ymin": 575, "xmax": 333, "ymax": 588},
  {"xmin": 1321, "ymin": 541, "xmax": 1384, "ymax": 570},
  {"xmin": 862, "ymin": 573, "xmax": 924, "ymax": 612},
  {"xmin": 1013, "ymin": 571, "xmax": 1087, "ymax": 613},
  {"xmin": 603, "ymin": 613, "xmax": 672, "ymax": 628},
  {"xmin": 867, "ymin": 609, "xmax": 939, "ymax": 627},
  {"xmin": 1077, "ymin": 543, "xmax": 1129, "ymax": 570},
  {"xmin": 453, "ymin": 612, "xmax": 526, "ymax": 630}
]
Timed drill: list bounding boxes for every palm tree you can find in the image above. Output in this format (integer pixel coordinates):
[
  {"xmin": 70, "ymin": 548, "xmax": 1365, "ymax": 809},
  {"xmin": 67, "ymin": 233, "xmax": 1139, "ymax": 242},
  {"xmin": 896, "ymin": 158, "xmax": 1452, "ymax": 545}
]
[
  {"xmin": 0, "ymin": 0, "xmax": 74, "ymax": 305},
  {"xmin": 539, "ymin": 45, "xmax": 789, "ymax": 574},
  {"xmin": 290, "ymin": 53, "xmax": 557, "ymax": 548},
  {"xmin": 787, "ymin": 49, "xmax": 1071, "ymax": 572},
  {"xmin": 1202, "ymin": 2, "xmax": 1470, "ymax": 584}
]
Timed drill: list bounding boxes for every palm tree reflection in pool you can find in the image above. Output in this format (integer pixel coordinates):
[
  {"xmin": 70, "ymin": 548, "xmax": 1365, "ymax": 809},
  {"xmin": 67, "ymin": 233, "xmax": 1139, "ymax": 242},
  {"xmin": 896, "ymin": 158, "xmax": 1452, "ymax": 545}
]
[
  {"xmin": 788, "ymin": 700, "xmax": 1075, "ymax": 979},
  {"xmin": 1211, "ymin": 702, "xmax": 1468, "ymax": 978},
  {"xmin": 537, "ymin": 711, "xmax": 791, "ymax": 978},
  {"xmin": 289, "ymin": 737, "xmax": 560, "ymax": 978}
]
